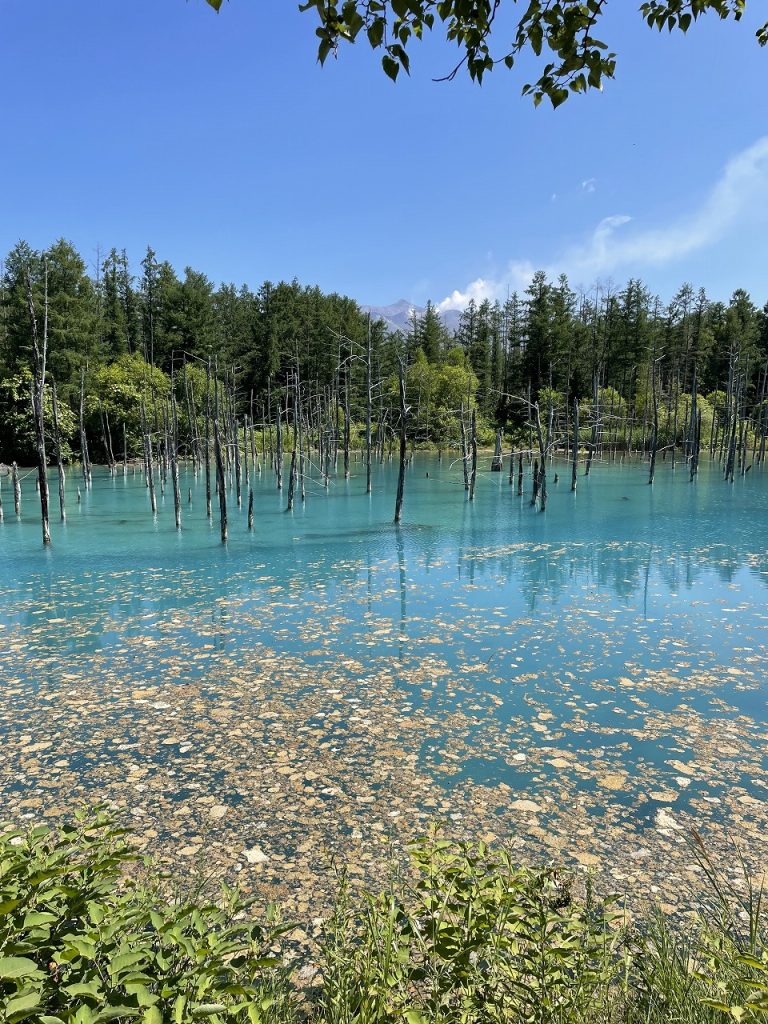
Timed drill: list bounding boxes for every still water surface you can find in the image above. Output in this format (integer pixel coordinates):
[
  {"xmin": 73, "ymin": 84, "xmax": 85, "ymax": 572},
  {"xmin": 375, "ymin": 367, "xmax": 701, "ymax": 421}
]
[{"xmin": 1, "ymin": 455, "xmax": 766, "ymax": 901}]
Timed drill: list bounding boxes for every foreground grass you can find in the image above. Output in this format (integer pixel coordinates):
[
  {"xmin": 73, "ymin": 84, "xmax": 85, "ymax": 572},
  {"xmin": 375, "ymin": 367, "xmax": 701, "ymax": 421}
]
[{"xmin": 1, "ymin": 811, "xmax": 766, "ymax": 1024}]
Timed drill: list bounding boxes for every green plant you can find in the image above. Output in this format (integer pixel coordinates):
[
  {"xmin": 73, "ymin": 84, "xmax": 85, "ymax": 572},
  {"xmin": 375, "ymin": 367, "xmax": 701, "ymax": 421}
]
[
  {"xmin": 0, "ymin": 808, "xmax": 296, "ymax": 1024},
  {"xmin": 321, "ymin": 830, "xmax": 624, "ymax": 1024}
]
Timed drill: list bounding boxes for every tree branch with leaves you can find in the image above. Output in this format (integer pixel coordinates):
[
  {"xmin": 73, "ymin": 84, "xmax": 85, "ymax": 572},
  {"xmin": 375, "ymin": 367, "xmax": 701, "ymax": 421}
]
[{"xmin": 204, "ymin": 0, "xmax": 765, "ymax": 107}]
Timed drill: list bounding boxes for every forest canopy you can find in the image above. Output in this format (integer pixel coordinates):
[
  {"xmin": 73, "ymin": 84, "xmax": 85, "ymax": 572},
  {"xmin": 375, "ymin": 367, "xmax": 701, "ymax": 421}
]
[
  {"xmin": 1, "ymin": 239, "xmax": 767, "ymax": 465},
  {"xmin": 206, "ymin": 0, "xmax": 767, "ymax": 107}
]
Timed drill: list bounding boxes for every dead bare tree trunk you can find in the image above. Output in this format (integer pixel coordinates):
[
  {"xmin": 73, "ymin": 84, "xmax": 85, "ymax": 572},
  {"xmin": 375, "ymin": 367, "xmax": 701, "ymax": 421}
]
[
  {"xmin": 571, "ymin": 396, "xmax": 579, "ymax": 492},
  {"xmin": 534, "ymin": 403, "xmax": 548, "ymax": 511},
  {"xmin": 276, "ymin": 401, "xmax": 284, "ymax": 490},
  {"xmin": 366, "ymin": 316, "xmax": 373, "ymax": 494},
  {"xmin": 205, "ymin": 360, "xmax": 212, "ymax": 518},
  {"xmin": 344, "ymin": 368, "xmax": 351, "ymax": 479},
  {"xmin": 690, "ymin": 408, "xmax": 702, "ymax": 481},
  {"xmin": 79, "ymin": 368, "xmax": 91, "ymax": 488},
  {"xmin": 649, "ymin": 354, "xmax": 660, "ymax": 485},
  {"xmin": 460, "ymin": 402, "xmax": 469, "ymax": 491},
  {"xmin": 51, "ymin": 378, "xmax": 66, "ymax": 522},
  {"xmin": 12, "ymin": 461, "xmax": 21, "ymax": 515},
  {"xmin": 491, "ymin": 430, "xmax": 503, "ymax": 472},
  {"xmin": 25, "ymin": 264, "xmax": 51, "ymax": 545},
  {"xmin": 469, "ymin": 409, "xmax": 478, "ymax": 501},
  {"xmin": 213, "ymin": 374, "xmax": 228, "ymax": 541},
  {"xmin": 140, "ymin": 398, "xmax": 157, "ymax": 513},
  {"xmin": 171, "ymin": 391, "xmax": 181, "ymax": 530},
  {"xmin": 531, "ymin": 459, "xmax": 540, "ymax": 505},
  {"xmin": 394, "ymin": 358, "xmax": 408, "ymax": 523},
  {"xmin": 517, "ymin": 451, "xmax": 523, "ymax": 496}
]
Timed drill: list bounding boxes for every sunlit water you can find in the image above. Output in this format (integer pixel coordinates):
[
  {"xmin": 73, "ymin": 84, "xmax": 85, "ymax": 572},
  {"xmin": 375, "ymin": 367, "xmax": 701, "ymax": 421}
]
[{"xmin": 1, "ymin": 454, "xmax": 766, "ymax": 904}]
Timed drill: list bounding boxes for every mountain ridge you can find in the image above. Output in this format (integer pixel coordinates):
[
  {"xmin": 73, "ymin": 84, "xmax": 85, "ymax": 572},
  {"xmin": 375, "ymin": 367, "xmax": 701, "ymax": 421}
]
[{"xmin": 361, "ymin": 299, "xmax": 462, "ymax": 335}]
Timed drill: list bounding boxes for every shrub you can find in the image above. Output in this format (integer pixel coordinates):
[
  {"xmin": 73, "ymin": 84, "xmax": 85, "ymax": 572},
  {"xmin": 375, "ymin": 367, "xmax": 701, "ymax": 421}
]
[
  {"xmin": 0, "ymin": 808, "xmax": 295, "ymax": 1024},
  {"xmin": 321, "ymin": 832, "xmax": 624, "ymax": 1024}
]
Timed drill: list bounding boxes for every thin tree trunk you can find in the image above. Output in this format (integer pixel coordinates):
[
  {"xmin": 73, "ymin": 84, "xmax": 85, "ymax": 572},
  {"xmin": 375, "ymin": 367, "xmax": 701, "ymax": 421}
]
[
  {"xmin": 205, "ymin": 360, "xmax": 212, "ymax": 518},
  {"xmin": 51, "ymin": 378, "xmax": 66, "ymax": 521},
  {"xmin": 141, "ymin": 399, "xmax": 157, "ymax": 513},
  {"xmin": 460, "ymin": 402, "xmax": 469, "ymax": 491},
  {"xmin": 469, "ymin": 409, "xmax": 478, "ymax": 501},
  {"xmin": 394, "ymin": 359, "xmax": 407, "ymax": 523},
  {"xmin": 213, "ymin": 375, "xmax": 228, "ymax": 541},
  {"xmin": 649, "ymin": 355, "xmax": 660, "ymax": 485},
  {"xmin": 80, "ymin": 367, "xmax": 91, "ymax": 488},
  {"xmin": 25, "ymin": 265, "xmax": 50, "ymax": 545},
  {"xmin": 366, "ymin": 316, "xmax": 372, "ymax": 494},
  {"xmin": 12, "ymin": 461, "xmax": 21, "ymax": 515},
  {"xmin": 571, "ymin": 396, "xmax": 579, "ymax": 491},
  {"xmin": 171, "ymin": 392, "xmax": 181, "ymax": 530}
]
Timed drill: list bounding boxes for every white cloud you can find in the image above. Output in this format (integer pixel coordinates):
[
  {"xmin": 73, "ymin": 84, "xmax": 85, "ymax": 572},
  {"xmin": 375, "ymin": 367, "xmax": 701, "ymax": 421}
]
[
  {"xmin": 438, "ymin": 136, "xmax": 768, "ymax": 310},
  {"xmin": 581, "ymin": 178, "xmax": 597, "ymax": 193}
]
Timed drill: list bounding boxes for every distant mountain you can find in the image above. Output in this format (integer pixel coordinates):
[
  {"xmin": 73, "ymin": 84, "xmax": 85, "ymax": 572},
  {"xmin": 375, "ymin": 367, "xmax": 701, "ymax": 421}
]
[{"xmin": 362, "ymin": 299, "xmax": 462, "ymax": 335}]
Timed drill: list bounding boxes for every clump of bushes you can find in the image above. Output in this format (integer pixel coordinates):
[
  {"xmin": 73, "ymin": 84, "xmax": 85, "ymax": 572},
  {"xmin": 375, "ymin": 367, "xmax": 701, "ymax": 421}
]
[
  {"xmin": 2, "ymin": 813, "xmax": 766, "ymax": 1024},
  {"xmin": 0, "ymin": 808, "xmax": 294, "ymax": 1024}
]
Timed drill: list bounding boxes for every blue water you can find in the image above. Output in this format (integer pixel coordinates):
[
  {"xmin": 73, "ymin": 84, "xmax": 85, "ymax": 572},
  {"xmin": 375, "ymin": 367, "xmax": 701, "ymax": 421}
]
[{"xmin": 1, "ymin": 454, "xmax": 767, "ymax": 893}]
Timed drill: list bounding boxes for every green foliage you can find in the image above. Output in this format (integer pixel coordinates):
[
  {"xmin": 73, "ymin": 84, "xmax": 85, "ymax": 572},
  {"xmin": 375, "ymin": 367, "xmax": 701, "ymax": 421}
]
[
  {"xmin": 86, "ymin": 355, "xmax": 172, "ymax": 457},
  {"xmin": 0, "ymin": 808, "xmax": 296, "ymax": 1024},
  {"xmin": 628, "ymin": 837, "xmax": 768, "ymax": 1023},
  {"xmin": 2, "ymin": 813, "xmax": 768, "ymax": 1024},
  {"xmin": 292, "ymin": 0, "xmax": 766, "ymax": 106},
  {"xmin": 0, "ymin": 369, "xmax": 78, "ymax": 464},
  {"xmin": 322, "ymin": 831, "xmax": 623, "ymax": 1024}
]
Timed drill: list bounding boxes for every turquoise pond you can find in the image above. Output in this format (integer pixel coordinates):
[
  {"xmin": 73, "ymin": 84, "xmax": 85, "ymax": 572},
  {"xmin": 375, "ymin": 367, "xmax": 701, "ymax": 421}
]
[{"xmin": 1, "ymin": 454, "xmax": 767, "ymax": 906}]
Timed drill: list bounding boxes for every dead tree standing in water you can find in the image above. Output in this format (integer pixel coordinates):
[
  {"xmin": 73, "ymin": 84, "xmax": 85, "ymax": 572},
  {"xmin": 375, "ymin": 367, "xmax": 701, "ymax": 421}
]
[
  {"xmin": 25, "ymin": 265, "xmax": 51, "ymax": 545},
  {"xmin": 648, "ymin": 351, "xmax": 662, "ymax": 485},
  {"xmin": 469, "ymin": 409, "xmax": 478, "ymax": 501},
  {"xmin": 394, "ymin": 358, "xmax": 408, "ymax": 524},
  {"xmin": 460, "ymin": 402, "xmax": 469, "ymax": 491},
  {"xmin": 531, "ymin": 459, "xmax": 540, "ymax": 505},
  {"xmin": 12, "ymin": 461, "xmax": 21, "ymax": 515},
  {"xmin": 51, "ymin": 378, "xmax": 66, "ymax": 522},
  {"xmin": 213, "ymin": 373, "xmax": 228, "ymax": 541},
  {"xmin": 491, "ymin": 430, "xmax": 503, "ymax": 472},
  {"xmin": 571, "ymin": 396, "xmax": 579, "ymax": 492},
  {"xmin": 140, "ymin": 398, "xmax": 157, "ymax": 514},
  {"xmin": 366, "ymin": 316, "xmax": 373, "ymax": 495},
  {"xmin": 79, "ymin": 368, "xmax": 91, "ymax": 488},
  {"xmin": 205, "ymin": 360, "xmax": 212, "ymax": 518},
  {"xmin": 170, "ymin": 391, "xmax": 182, "ymax": 530}
]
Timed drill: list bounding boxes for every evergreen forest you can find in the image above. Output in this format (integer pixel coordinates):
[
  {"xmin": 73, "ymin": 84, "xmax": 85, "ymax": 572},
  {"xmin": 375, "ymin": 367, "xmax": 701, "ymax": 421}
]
[{"xmin": 2, "ymin": 239, "xmax": 768, "ymax": 481}]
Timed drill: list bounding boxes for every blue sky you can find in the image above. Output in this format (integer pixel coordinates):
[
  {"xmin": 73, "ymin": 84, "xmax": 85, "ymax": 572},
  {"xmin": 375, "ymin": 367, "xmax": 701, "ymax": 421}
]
[{"xmin": 1, "ymin": 1, "xmax": 766, "ymax": 310}]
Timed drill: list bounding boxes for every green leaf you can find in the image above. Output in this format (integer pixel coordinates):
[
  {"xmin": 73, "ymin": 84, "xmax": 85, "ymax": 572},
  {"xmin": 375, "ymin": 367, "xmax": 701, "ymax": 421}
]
[
  {"xmin": 63, "ymin": 982, "xmax": 104, "ymax": 1000},
  {"xmin": 382, "ymin": 54, "xmax": 400, "ymax": 80},
  {"xmin": 404, "ymin": 1012, "xmax": 427, "ymax": 1024},
  {"xmin": 0, "ymin": 956, "xmax": 41, "ymax": 980},
  {"xmin": 191, "ymin": 1006, "xmax": 227, "ymax": 1018},
  {"xmin": 93, "ymin": 1008, "xmax": 142, "ymax": 1023},
  {"xmin": 4, "ymin": 990, "xmax": 42, "ymax": 1022},
  {"xmin": 109, "ymin": 950, "xmax": 148, "ymax": 977},
  {"xmin": 367, "ymin": 19, "xmax": 385, "ymax": 47}
]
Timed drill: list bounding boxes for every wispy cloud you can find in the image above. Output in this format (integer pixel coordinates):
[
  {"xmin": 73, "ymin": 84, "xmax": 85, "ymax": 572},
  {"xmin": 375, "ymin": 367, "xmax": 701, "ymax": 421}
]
[
  {"xmin": 438, "ymin": 136, "xmax": 768, "ymax": 311},
  {"xmin": 581, "ymin": 178, "xmax": 597, "ymax": 193}
]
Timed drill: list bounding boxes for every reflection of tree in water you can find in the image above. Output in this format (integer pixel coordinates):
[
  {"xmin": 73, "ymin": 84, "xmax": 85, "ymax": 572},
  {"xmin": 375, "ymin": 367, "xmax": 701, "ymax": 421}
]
[{"xmin": 454, "ymin": 538, "xmax": 764, "ymax": 613}]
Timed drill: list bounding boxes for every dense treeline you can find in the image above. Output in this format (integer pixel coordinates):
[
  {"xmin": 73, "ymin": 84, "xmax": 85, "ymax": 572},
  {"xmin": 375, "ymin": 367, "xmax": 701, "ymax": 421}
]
[{"xmin": 1, "ymin": 239, "xmax": 767, "ymax": 470}]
